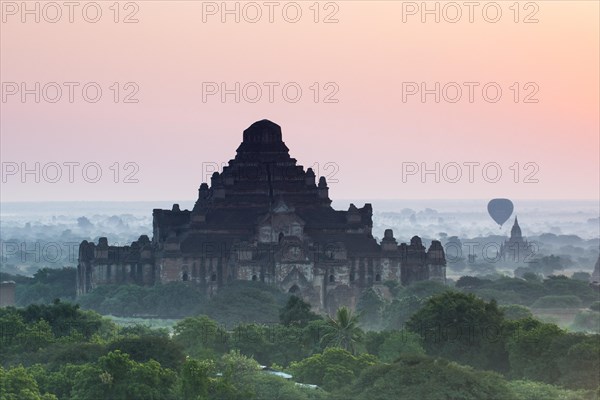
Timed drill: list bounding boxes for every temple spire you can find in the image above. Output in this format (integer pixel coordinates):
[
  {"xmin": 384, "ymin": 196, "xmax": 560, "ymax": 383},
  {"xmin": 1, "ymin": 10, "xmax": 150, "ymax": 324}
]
[
  {"xmin": 511, "ymin": 216, "xmax": 522, "ymax": 239},
  {"xmin": 235, "ymin": 120, "xmax": 290, "ymax": 160}
]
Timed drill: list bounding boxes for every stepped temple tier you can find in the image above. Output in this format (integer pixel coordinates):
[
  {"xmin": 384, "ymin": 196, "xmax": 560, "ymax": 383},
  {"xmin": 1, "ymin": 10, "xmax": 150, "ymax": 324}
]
[{"xmin": 77, "ymin": 120, "xmax": 446, "ymax": 313}]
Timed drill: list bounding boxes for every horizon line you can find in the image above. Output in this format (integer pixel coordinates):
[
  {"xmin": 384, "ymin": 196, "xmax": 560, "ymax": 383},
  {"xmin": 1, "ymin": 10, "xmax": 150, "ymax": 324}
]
[{"xmin": 1, "ymin": 198, "xmax": 599, "ymax": 204}]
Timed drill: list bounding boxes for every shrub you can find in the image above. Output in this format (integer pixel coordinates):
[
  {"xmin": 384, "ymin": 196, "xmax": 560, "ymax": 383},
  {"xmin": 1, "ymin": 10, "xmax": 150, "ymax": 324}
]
[{"xmin": 531, "ymin": 296, "xmax": 582, "ymax": 309}]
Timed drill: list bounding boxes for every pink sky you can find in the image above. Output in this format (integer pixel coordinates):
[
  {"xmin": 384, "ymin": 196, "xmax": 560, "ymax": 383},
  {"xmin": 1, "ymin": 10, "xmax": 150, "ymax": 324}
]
[{"xmin": 1, "ymin": 1, "xmax": 598, "ymax": 202}]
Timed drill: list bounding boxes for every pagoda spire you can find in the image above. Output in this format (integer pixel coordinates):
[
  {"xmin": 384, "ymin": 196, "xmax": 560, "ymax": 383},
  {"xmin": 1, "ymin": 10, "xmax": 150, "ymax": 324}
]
[{"xmin": 510, "ymin": 216, "xmax": 522, "ymax": 239}]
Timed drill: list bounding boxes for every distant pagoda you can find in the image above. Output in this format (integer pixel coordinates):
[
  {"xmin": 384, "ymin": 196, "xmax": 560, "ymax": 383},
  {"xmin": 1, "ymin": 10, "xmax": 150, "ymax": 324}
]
[{"xmin": 499, "ymin": 217, "xmax": 535, "ymax": 267}]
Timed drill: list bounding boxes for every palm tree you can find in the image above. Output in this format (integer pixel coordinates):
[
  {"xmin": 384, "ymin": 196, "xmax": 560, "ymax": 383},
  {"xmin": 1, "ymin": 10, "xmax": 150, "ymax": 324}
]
[{"xmin": 320, "ymin": 307, "xmax": 363, "ymax": 354}]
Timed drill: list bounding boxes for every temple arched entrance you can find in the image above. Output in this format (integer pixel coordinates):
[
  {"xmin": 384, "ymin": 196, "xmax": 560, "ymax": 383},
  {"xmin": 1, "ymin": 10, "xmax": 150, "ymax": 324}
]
[{"xmin": 288, "ymin": 284, "xmax": 300, "ymax": 295}]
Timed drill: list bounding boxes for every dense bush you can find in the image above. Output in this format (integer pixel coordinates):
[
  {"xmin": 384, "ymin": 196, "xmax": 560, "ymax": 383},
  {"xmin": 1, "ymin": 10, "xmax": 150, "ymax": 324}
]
[
  {"xmin": 77, "ymin": 283, "xmax": 206, "ymax": 318},
  {"xmin": 288, "ymin": 347, "xmax": 377, "ymax": 391},
  {"xmin": 571, "ymin": 311, "xmax": 600, "ymax": 333},
  {"xmin": 406, "ymin": 291, "xmax": 508, "ymax": 372},
  {"xmin": 333, "ymin": 355, "xmax": 510, "ymax": 400},
  {"xmin": 457, "ymin": 275, "xmax": 598, "ymax": 308},
  {"xmin": 4, "ymin": 270, "xmax": 600, "ymax": 398},
  {"xmin": 78, "ymin": 280, "xmax": 290, "ymax": 325},
  {"xmin": 501, "ymin": 304, "xmax": 534, "ymax": 320},
  {"xmin": 1, "ymin": 301, "xmax": 598, "ymax": 399},
  {"xmin": 542, "ymin": 276, "xmax": 597, "ymax": 305},
  {"xmin": 531, "ymin": 295, "xmax": 583, "ymax": 309},
  {"xmin": 206, "ymin": 280, "xmax": 289, "ymax": 326},
  {"xmin": 14, "ymin": 268, "xmax": 77, "ymax": 306},
  {"xmin": 106, "ymin": 336, "xmax": 186, "ymax": 370},
  {"xmin": 507, "ymin": 380, "xmax": 597, "ymax": 400}
]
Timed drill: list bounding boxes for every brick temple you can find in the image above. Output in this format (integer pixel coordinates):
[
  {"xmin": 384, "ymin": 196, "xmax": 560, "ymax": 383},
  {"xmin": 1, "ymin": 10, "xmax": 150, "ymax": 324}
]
[{"xmin": 77, "ymin": 120, "xmax": 446, "ymax": 313}]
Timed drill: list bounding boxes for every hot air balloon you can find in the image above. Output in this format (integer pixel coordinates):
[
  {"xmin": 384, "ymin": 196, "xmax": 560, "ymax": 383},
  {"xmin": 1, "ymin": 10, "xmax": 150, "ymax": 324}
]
[{"xmin": 487, "ymin": 198, "xmax": 514, "ymax": 227}]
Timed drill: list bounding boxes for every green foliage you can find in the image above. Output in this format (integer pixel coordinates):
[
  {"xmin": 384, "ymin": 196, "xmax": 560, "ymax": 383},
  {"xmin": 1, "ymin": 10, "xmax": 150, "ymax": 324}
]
[
  {"xmin": 363, "ymin": 331, "xmax": 387, "ymax": 356},
  {"xmin": 15, "ymin": 268, "xmax": 77, "ymax": 306},
  {"xmin": 406, "ymin": 291, "xmax": 509, "ymax": 372},
  {"xmin": 363, "ymin": 330, "xmax": 424, "ymax": 362},
  {"xmin": 241, "ymin": 372, "xmax": 330, "ymax": 400},
  {"xmin": 174, "ymin": 315, "xmax": 327, "ymax": 367},
  {"xmin": 279, "ymin": 296, "xmax": 320, "ymax": 327},
  {"xmin": 356, "ymin": 289, "xmax": 385, "ymax": 329},
  {"xmin": 0, "ymin": 271, "xmax": 32, "ymax": 285},
  {"xmin": 321, "ymin": 307, "xmax": 364, "ymax": 354},
  {"xmin": 107, "ymin": 335, "xmax": 186, "ymax": 370},
  {"xmin": 70, "ymin": 350, "xmax": 177, "ymax": 400},
  {"xmin": 29, "ymin": 363, "xmax": 86, "ymax": 400},
  {"xmin": 590, "ymin": 301, "xmax": 600, "ymax": 312},
  {"xmin": 289, "ymin": 347, "xmax": 376, "ymax": 391},
  {"xmin": 503, "ymin": 318, "xmax": 600, "ymax": 390},
  {"xmin": 27, "ymin": 342, "xmax": 106, "ymax": 370},
  {"xmin": 0, "ymin": 365, "xmax": 58, "ymax": 400},
  {"xmin": 531, "ymin": 295, "xmax": 583, "ymax": 309},
  {"xmin": 455, "ymin": 276, "xmax": 492, "ymax": 289},
  {"xmin": 522, "ymin": 272, "xmax": 542, "ymax": 282},
  {"xmin": 79, "ymin": 281, "xmax": 292, "ymax": 324},
  {"xmin": 16, "ymin": 301, "xmax": 99, "ymax": 337},
  {"xmin": 455, "ymin": 274, "xmax": 597, "ymax": 308},
  {"xmin": 334, "ymin": 354, "xmax": 510, "ymax": 400},
  {"xmin": 572, "ymin": 272, "xmax": 592, "ymax": 282},
  {"xmin": 173, "ymin": 315, "xmax": 229, "ymax": 359},
  {"xmin": 78, "ymin": 283, "xmax": 206, "ymax": 318},
  {"xmin": 210, "ymin": 350, "xmax": 261, "ymax": 399},
  {"xmin": 542, "ymin": 276, "xmax": 598, "ymax": 305},
  {"xmin": 115, "ymin": 322, "xmax": 171, "ymax": 338},
  {"xmin": 471, "ymin": 288, "xmax": 524, "ymax": 305},
  {"xmin": 5, "ymin": 268, "xmax": 600, "ymax": 398},
  {"xmin": 382, "ymin": 280, "xmax": 401, "ymax": 297},
  {"xmin": 400, "ymin": 280, "xmax": 448, "ymax": 299},
  {"xmin": 219, "ymin": 350, "xmax": 261, "ymax": 379},
  {"xmin": 178, "ymin": 358, "xmax": 215, "ymax": 399},
  {"xmin": 501, "ymin": 304, "xmax": 534, "ymax": 320},
  {"xmin": 508, "ymin": 380, "xmax": 598, "ymax": 400},
  {"xmin": 0, "ymin": 302, "xmax": 111, "ymax": 366},
  {"xmin": 381, "ymin": 295, "xmax": 423, "ymax": 330},
  {"xmin": 571, "ymin": 311, "xmax": 600, "ymax": 333},
  {"xmin": 557, "ymin": 335, "xmax": 600, "ymax": 389},
  {"xmin": 527, "ymin": 255, "xmax": 568, "ymax": 276},
  {"xmin": 230, "ymin": 323, "xmax": 312, "ymax": 366},
  {"xmin": 470, "ymin": 277, "xmax": 546, "ymax": 305},
  {"xmin": 506, "ymin": 319, "xmax": 566, "ymax": 382},
  {"xmin": 1, "ymin": 309, "xmax": 598, "ymax": 399},
  {"xmin": 376, "ymin": 331, "xmax": 424, "ymax": 362},
  {"xmin": 18, "ymin": 319, "xmax": 56, "ymax": 353},
  {"xmin": 180, "ymin": 350, "xmax": 332, "ymax": 400},
  {"xmin": 207, "ymin": 281, "xmax": 289, "ymax": 326},
  {"xmin": 302, "ymin": 319, "xmax": 330, "ymax": 355}
]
